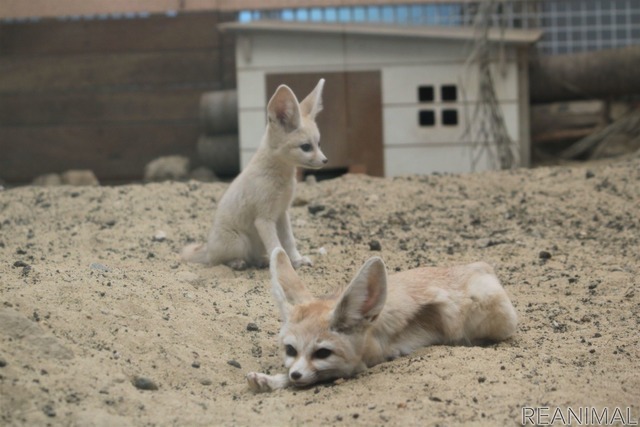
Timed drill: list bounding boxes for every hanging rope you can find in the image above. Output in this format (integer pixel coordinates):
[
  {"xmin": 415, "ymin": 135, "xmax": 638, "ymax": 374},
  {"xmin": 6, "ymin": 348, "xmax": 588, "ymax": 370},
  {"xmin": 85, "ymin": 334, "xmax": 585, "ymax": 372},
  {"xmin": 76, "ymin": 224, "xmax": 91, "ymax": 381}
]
[{"xmin": 464, "ymin": 0, "xmax": 519, "ymax": 170}]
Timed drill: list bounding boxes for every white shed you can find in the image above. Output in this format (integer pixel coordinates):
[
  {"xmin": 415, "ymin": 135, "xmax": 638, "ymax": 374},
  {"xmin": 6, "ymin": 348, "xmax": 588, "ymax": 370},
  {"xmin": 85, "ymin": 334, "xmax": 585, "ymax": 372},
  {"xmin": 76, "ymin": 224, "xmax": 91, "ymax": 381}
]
[{"xmin": 220, "ymin": 21, "xmax": 541, "ymax": 177}]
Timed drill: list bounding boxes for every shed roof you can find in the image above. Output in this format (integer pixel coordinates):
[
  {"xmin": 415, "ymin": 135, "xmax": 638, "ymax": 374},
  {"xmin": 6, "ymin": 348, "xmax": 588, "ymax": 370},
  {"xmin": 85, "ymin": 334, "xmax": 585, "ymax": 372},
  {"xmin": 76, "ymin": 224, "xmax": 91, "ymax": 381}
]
[{"xmin": 220, "ymin": 21, "xmax": 543, "ymax": 45}]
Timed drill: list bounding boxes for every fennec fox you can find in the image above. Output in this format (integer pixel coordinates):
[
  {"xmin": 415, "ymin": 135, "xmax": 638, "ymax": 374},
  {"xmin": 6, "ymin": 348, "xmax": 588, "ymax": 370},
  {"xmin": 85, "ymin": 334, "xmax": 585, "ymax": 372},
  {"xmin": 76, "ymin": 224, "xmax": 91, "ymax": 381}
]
[
  {"xmin": 182, "ymin": 79, "xmax": 327, "ymax": 270},
  {"xmin": 247, "ymin": 248, "xmax": 517, "ymax": 392}
]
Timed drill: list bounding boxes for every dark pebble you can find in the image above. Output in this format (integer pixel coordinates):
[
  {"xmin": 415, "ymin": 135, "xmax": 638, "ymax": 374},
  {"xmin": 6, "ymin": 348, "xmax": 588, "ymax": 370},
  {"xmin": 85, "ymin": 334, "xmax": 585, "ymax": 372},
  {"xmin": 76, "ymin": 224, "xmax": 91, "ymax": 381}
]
[
  {"xmin": 308, "ymin": 204, "xmax": 326, "ymax": 215},
  {"xmin": 429, "ymin": 396, "xmax": 442, "ymax": 402},
  {"xmin": 585, "ymin": 170, "xmax": 595, "ymax": 179},
  {"xmin": 21, "ymin": 265, "xmax": 32, "ymax": 276},
  {"xmin": 322, "ymin": 208, "xmax": 337, "ymax": 219},
  {"xmin": 0, "ymin": 358, "xmax": 7, "ymax": 367},
  {"xmin": 13, "ymin": 260, "xmax": 29, "ymax": 268},
  {"xmin": 42, "ymin": 404, "xmax": 56, "ymax": 417},
  {"xmin": 227, "ymin": 360, "xmax": 242, "ymax": 369},
  {"xmin": 369, "ymin": 240, "xmax": 382, "ymax": 251},
  {"xmin": 16, "ymin": 248, "xmax": 27, "ymax": 255},
  {"xmin": 132, "ymin": 376, "xmax": 158, "ymax": 391},
  {"xmin": 478, "ymin": 376, "xmax": 486, "ymax": 383},
  {"xmin": 538, "ymin": 251, "xmax": 552, "ymax": 260},
  {"xmin": 246, "ymin": 322, "xmax": 260, "ymax": 332},
  {"xmin": 192, "ymin": 361, "xmax": 201, "ymax": 368}
]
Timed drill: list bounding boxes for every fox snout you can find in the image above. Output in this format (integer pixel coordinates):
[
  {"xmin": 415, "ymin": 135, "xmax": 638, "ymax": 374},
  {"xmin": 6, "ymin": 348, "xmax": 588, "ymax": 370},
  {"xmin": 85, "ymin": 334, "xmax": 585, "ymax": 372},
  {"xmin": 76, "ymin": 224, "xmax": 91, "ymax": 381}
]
[
  {"xmin": 313, "ymin": 151, "xmax": 328, "ymax": 168},
  {"xmin": 288, "ymin": 369, "xmax": 312, "ymax": 387},
  {"xmin": 302, "ymin": 148, "xmax": 328, "ymax": 169},
  {"xmin": 287, "ymin": 359, "xmax": 315, "ymax": 386}
]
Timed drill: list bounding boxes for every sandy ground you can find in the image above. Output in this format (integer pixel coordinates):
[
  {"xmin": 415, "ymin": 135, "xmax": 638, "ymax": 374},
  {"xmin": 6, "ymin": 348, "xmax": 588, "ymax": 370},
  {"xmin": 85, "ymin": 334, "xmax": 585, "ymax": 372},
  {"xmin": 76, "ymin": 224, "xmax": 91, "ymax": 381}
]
[{"xmin": 1, "ymin": 156, "xmax": 638, "ymax": 426}]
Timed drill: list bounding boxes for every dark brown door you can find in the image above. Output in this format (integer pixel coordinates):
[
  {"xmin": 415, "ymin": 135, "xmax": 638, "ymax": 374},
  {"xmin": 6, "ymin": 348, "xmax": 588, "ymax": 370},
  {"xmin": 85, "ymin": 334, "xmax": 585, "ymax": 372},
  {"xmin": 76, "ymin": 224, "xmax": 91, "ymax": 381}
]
[{"xmin": 266, "ymin": 71, "xmax": 383, "ymax": 177}]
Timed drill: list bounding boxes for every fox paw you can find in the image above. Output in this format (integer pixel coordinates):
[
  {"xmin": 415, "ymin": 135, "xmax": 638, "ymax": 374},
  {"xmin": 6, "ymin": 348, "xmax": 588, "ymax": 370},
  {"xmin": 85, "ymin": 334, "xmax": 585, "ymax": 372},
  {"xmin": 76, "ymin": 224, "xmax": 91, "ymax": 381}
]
[
  {"xmin": 292, "ymin": 256, "xmax": 313, "ymax": 269},
  {"xmin": 246, "ymin": 372, "xmax": 289, "ymax": 392},
  {"xmin": 256, "ymin": 257, "xmax": 270, "ymax": 269},
  {"xmin": 246, "ymin": 372, "xmax": 274, "ymax": 393},
  {"xmin": 226, "ymin": 259, "xmax": 248, "ymax": 271}
]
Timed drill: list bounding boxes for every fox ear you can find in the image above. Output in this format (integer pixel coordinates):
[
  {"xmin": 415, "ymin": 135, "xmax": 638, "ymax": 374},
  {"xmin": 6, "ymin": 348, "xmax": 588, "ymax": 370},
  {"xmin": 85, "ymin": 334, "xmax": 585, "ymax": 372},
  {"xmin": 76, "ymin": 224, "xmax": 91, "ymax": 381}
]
[
  {"xmin": 270, "ymin": 248, "xmax": 312, "ymax": 321},
  {"xmin": 267, "ymin": 85, "xmax": 301, "ymax": 132},
  {"xmin": 299, "ymin": 78, "xmax": 324, "ymax": 120},
  {"xmin": 331, "ymin": 257, "xmax": 387, "ymax": 332}
]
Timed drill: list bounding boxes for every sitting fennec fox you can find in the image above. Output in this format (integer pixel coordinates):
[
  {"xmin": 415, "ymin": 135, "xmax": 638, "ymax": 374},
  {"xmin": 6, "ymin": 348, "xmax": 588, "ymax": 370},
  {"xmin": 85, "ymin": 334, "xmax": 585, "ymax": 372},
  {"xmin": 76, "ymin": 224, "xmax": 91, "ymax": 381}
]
[
  {"xmin": 247, "ymin": 248, "xmax": 518, "ymax": 392},
  {"xmin": 182, "ymin": 79, "xmax": 327, "ymax": 269}
]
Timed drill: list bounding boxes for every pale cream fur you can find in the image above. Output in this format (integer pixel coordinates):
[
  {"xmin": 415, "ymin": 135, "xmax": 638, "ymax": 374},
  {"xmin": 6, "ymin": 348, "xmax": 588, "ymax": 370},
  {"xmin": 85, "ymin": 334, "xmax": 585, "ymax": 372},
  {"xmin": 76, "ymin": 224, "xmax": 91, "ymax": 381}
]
[
  {"xmin": 182, "ymin": 80, "xmax": 327, "ymax": 269},
  {"xmin": 247, "ymin": 248, "xmax": 517, "ymax": 392}
]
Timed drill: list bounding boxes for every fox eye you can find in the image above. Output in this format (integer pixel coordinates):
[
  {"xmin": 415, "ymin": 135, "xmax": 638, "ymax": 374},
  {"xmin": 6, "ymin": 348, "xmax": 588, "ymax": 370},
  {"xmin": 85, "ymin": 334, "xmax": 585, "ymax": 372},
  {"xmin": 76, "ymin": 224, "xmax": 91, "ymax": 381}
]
[
  {"xmin": 300, "ymin": 143, "xmax": 313, "ymax": 152},
  {"xmin": 285, "ymin": 344, "xmax": 297, "ymax": 357},
  {"xmin": 313, "ymin": 348, "xmax": 332, "ymax": 359}
]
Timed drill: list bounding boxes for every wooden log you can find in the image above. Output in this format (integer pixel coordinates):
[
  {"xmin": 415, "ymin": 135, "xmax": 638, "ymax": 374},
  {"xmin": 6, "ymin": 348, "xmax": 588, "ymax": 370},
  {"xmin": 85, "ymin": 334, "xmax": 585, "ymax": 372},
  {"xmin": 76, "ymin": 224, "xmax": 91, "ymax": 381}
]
[
  {"xmin": 560, "ymin": 107, "xmax": 640, "ymax": 159},
  {"xmin": 531, "ymin": 100, "xmax": 605, "ymax": 134},
  {"xmin": 532, "ymin": 128, "xmax": 598, "ymax": 145},
  {"xmin": 529, "ymin": 46, "xmax": 640, "ymax": 103},
  {"xmin": 199, "ymin": 90, "xmax": 238, "ymax": 135},
  {"xmin": 196, "ymin": 134, "xmax": 240, "ymax": 177},
  {"xmin": 531, "ymin": 100, "xmax": 606, "ymax": 144}
]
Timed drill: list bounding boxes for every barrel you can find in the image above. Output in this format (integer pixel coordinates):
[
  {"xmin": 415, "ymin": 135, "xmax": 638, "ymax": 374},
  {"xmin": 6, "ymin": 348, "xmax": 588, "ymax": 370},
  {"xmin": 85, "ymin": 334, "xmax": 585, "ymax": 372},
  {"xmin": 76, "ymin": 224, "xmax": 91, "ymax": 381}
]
[
  {"xmin": 199, "ymin": 90, "xmax": 238, "ymax": 135},
  {"xmin": 196, "ymin": 134, "xmax": 240, "ymax": 177}
]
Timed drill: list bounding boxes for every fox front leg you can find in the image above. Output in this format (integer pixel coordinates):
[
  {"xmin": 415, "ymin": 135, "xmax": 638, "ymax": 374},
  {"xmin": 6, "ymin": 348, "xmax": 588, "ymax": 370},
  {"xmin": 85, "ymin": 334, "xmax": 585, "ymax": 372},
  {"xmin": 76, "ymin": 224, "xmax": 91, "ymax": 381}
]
[
  {"xmin": 255, "ymin": 218, "xmax": 282, "ymax": 258},
  {"xmin": 246, "ymin": 372, "xmax": 290, "ymax": 393},
  {"xmin": 277, "ymin": 213, "xmax": 312, "ymax": 269}
]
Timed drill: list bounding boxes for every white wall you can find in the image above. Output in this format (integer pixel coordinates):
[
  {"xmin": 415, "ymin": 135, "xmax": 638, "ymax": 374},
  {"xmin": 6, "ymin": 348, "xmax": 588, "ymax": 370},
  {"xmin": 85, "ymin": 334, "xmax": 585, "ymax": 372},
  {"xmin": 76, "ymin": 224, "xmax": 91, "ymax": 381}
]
[
  {"xmin": 234, "ymin": 30, "xmax": 525, "ymax": 175},
  {"xmin": 384, "ymin": 143, "xmax": 500, "ymax": 176}
]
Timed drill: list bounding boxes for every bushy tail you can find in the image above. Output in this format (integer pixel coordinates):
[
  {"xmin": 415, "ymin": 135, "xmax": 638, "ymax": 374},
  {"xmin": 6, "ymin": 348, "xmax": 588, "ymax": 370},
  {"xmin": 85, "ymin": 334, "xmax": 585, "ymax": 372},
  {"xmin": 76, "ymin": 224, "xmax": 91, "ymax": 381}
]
[{"xmin": 181, "ymin": 243, "xmax": 210, "ymax": 264}]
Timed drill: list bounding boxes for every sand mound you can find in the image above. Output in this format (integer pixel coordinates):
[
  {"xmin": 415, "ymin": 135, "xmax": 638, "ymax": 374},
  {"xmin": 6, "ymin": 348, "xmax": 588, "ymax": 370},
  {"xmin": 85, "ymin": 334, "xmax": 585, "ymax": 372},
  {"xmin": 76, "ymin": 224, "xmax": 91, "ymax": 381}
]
[{"xmin": 1, "ymin": 158, "xmax": 638, "ymax": 425}]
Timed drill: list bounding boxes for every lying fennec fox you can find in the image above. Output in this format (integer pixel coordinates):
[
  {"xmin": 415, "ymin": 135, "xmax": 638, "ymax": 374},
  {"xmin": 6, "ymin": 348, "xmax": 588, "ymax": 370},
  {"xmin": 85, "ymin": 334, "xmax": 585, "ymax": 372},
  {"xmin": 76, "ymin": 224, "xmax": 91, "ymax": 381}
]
[
  {"xmin": 182, "ymin": 79, "xmax": 327, "ymax": 269},
  {"xmin": 247, "ymin": 248, "xmax": 517, "ymax": 392}
]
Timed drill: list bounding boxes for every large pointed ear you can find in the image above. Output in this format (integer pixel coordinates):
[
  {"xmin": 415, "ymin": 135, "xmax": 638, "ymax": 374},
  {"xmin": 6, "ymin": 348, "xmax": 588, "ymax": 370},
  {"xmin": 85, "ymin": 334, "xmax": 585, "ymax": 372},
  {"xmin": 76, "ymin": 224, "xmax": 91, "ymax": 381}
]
[
  {"xmin": 331, "ymin": 257, "xmax": 387, "ymax": 332},
  {"xmin": 299, "ymin": 78, "xmax": 324, "ymax": 120},
  {"xmin": 270, "ymin": 248, "xmax": 312, "ymax": 322},
  {"xmin": 267, "ymin": 85, "xmax": 301, "ymax": 132}
]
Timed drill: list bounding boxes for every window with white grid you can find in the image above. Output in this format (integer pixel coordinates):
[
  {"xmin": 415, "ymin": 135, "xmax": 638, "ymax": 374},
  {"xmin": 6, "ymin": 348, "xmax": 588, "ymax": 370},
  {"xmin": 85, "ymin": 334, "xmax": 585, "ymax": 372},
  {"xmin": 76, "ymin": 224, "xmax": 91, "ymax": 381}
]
[{"xmin": 237, "ymin": 0, "xmax": 640, "ymax": 55}]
